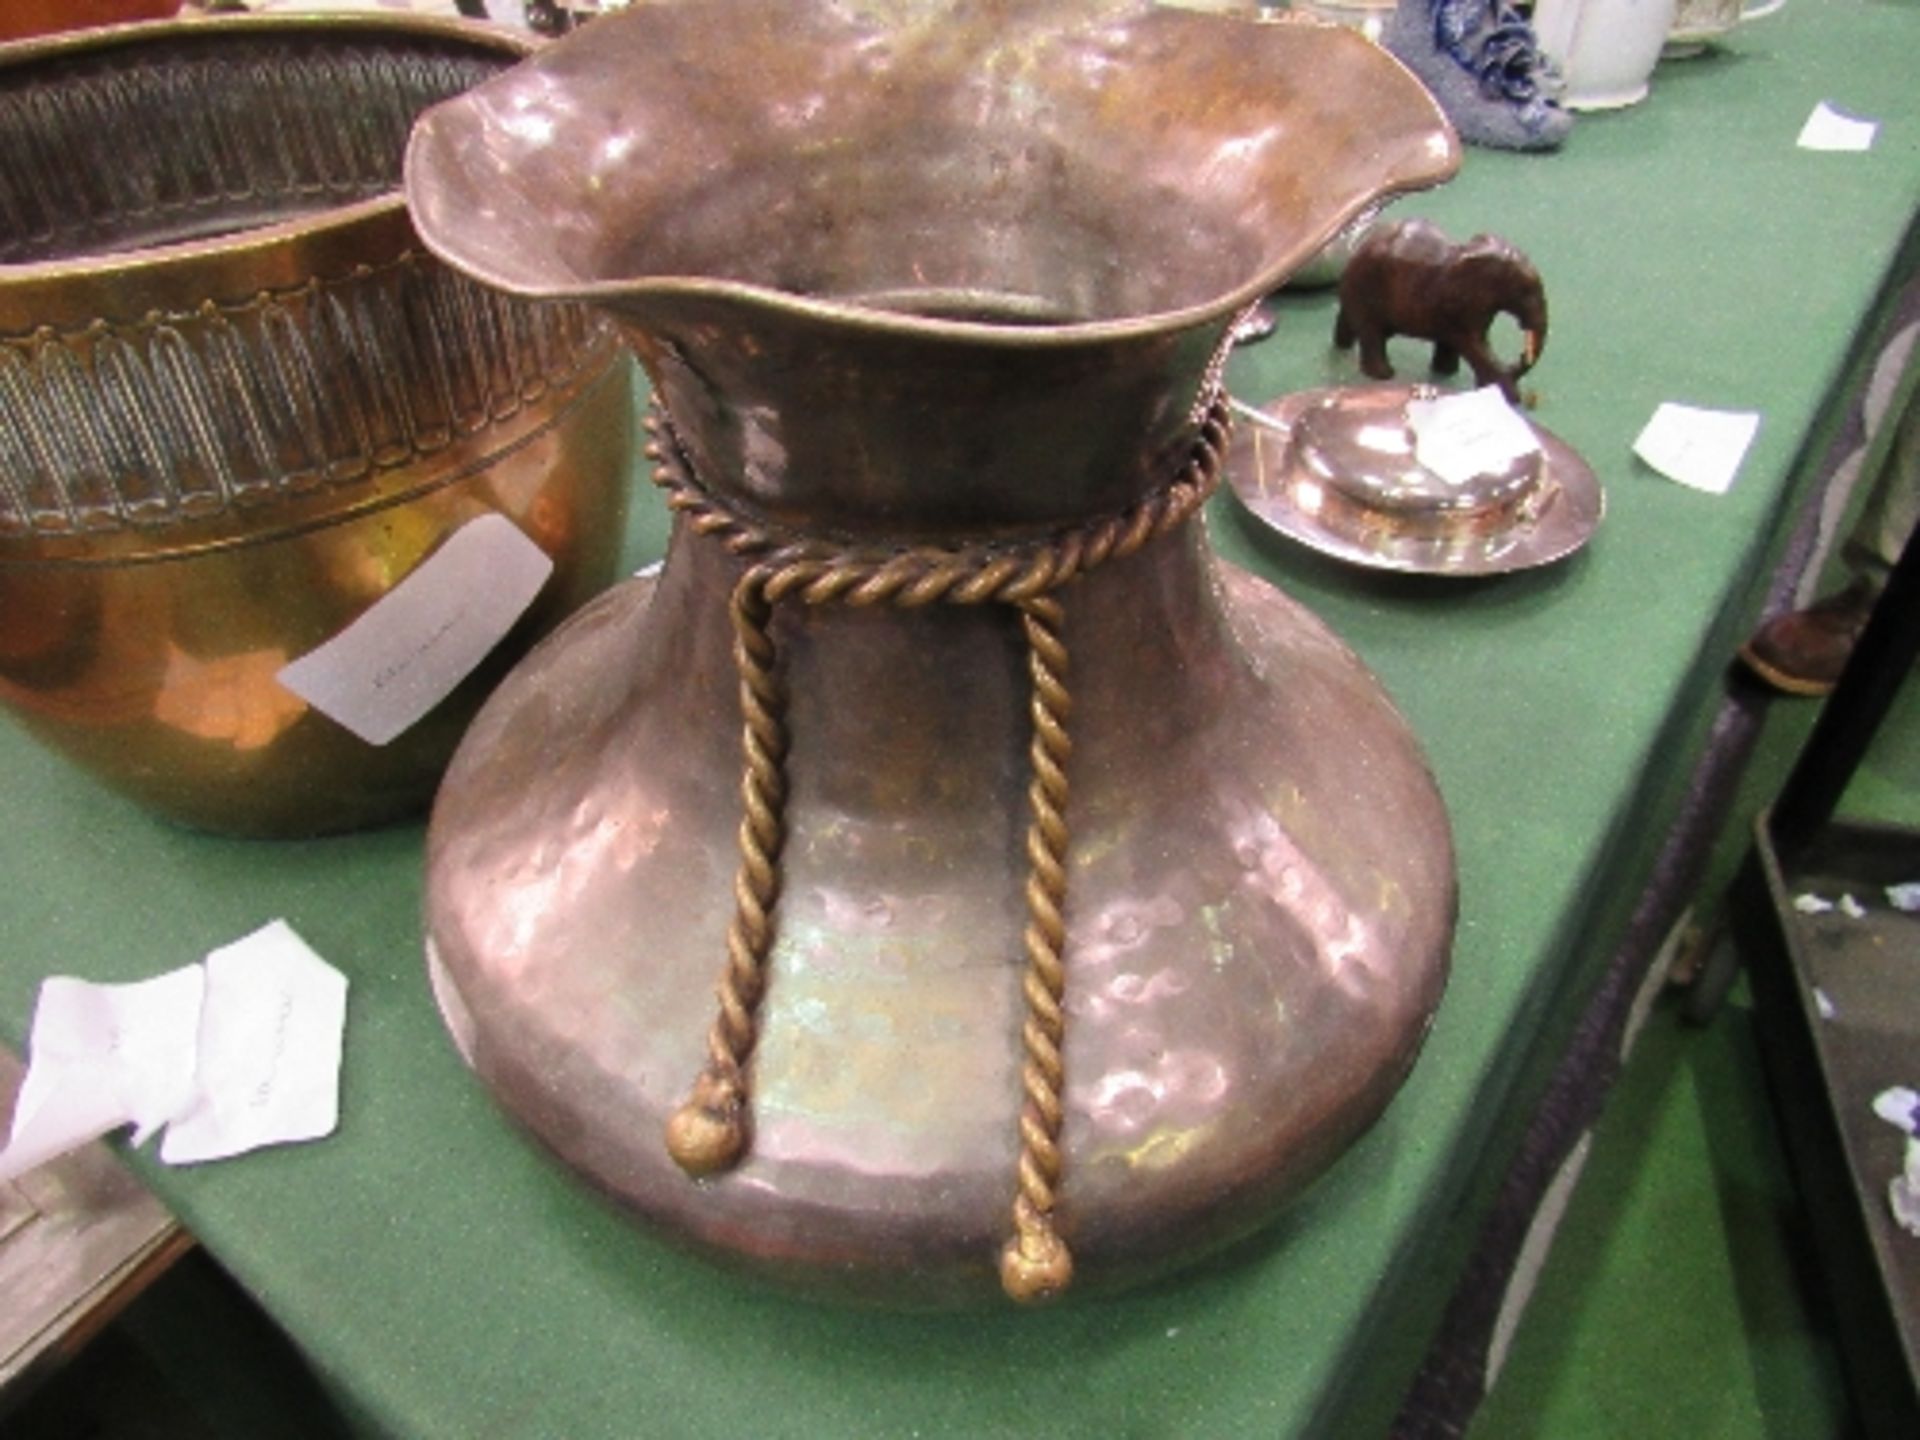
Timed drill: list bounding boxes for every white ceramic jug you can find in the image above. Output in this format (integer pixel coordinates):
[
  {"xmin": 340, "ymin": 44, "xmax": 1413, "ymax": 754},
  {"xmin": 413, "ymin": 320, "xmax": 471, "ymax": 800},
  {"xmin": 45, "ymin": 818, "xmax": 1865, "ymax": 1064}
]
[{"xmin": 1532, "ymin": 0, "xmax": 1681, "ymax": 109}]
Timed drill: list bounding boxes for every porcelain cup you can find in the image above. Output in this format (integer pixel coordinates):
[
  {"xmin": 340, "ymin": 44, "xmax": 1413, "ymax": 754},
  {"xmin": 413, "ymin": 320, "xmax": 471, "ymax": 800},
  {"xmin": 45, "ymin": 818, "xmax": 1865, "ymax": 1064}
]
[{"xmin": 1532, "ymin": 0, "xmax": 1681, "ymax": 109}]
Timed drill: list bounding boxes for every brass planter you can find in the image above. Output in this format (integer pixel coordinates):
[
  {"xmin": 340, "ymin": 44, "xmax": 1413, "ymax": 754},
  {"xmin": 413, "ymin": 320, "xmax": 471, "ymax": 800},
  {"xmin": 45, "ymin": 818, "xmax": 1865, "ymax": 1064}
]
[
  {"xmin": 411, "ymin": 0, "xmax": 1461, "ymax": 1305},
  {"xmin": 0, "ymin": 16, "xmax": 634, "ymax": 836}
]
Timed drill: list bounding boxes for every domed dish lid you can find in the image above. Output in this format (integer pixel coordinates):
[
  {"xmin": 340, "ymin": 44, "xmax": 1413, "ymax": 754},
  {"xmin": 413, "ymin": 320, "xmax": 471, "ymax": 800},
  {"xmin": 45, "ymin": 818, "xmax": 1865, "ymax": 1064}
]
[
  {"xmin": 1227, "ymin": 384, "xmax": 1603, "ymax": 574},
  {"xmin": 402, "ymin": 0, "xmax": 1461, "ymax": 335}
]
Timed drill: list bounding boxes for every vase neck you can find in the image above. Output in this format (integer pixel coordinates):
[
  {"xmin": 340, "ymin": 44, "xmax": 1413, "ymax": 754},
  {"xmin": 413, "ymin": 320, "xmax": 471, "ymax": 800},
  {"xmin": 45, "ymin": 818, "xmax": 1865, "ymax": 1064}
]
[{"xmin": 620, "ymin": 293, "xmax": 1236, "ymax": 544}]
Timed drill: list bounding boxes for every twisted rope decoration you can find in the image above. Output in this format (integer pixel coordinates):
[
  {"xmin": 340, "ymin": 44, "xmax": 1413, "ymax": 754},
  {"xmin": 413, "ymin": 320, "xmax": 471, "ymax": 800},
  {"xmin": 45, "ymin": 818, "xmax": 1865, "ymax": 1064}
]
[
  {"xmin": 646, "ymin": 390, "xmax": 1232, "ymax": 1300},
  {"xmin": 659, "ymin": 562, "xmax": 788, "ymax": 1175},
  {"xmin": 1002, "ymin": 593, "xmax": 1075, "ymax": 1300}
]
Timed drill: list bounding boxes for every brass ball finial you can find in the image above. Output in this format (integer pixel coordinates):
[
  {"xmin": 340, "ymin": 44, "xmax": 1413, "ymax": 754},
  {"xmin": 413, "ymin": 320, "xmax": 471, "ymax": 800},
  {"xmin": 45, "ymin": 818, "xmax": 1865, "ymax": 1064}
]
[
  {"xmin": 665, "ymin": 1086, "xmax": 748, "ymax": 1177},
  {"xmin": 998, "ymin": 1229, "xmax": 1073, "ymax": 1303}
]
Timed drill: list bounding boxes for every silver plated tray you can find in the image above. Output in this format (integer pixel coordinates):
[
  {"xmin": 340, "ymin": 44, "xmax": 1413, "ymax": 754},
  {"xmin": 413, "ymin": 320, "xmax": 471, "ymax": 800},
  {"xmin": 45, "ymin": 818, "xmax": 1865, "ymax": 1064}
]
[{"xmin": 1226, "ymin": 384, "xmax": 1603, "ymax": 576}]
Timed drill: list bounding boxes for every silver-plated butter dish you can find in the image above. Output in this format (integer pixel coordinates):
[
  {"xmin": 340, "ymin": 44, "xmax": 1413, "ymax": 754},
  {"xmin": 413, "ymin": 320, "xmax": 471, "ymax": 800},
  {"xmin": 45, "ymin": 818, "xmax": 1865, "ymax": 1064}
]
[{"xmin": 1227, "ymin": 384, "xmax": 1602, "ymax": 576}]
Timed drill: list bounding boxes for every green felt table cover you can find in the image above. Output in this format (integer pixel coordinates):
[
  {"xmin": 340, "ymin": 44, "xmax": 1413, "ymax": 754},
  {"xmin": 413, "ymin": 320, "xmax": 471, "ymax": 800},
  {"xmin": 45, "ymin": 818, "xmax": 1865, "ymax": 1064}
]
[{"xmin": 4, "ymin": 3, "xmax": 1920, "ymax": 1435}]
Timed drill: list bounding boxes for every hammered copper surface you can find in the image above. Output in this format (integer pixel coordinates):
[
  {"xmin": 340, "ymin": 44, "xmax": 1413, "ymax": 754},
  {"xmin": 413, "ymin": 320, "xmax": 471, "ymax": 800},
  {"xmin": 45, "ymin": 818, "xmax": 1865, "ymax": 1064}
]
[
  {"xmin": 0, "ymin": 17, "xmax": 635, "ymax": 835},
  {"xmin": 413, "ymin": 0, "xmax": 1461, "ymax": 1304}
]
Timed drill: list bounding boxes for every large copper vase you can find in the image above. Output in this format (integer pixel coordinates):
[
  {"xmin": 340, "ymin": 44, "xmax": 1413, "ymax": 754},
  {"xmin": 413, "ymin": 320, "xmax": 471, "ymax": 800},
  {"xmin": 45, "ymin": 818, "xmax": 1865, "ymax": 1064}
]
[{"xmin": 408, "ymin": 0, "xmax": 1462, "ymax": 1306}]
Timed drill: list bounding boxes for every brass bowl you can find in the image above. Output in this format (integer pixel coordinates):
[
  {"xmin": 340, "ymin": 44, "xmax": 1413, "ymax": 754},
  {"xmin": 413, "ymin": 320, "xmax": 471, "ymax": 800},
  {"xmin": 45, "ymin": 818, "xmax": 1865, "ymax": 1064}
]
[{"xmin": 0, "ymin": 16, "xmax": 635, "ymax": 836}]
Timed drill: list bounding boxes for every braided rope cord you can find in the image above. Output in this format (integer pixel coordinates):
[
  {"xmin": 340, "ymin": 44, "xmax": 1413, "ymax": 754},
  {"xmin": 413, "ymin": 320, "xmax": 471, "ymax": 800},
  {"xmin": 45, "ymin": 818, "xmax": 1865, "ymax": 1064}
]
[{"xmin": 645, "ymin": 388, "xmax": 1232, "ymax": 1301}]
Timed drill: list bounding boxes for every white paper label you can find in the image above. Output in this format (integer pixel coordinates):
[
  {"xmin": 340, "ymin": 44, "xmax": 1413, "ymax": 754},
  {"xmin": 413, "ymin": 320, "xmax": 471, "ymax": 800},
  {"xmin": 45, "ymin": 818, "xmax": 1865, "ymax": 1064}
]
[
  {"xmin": 1874, "ymin": 1095, "xmax": 1920, "ymax": 1237},
  {"xmin": 1873, "ymin": 1087, "xmax": 1920, "ymax": 1136},
  {"xmin": 160, "ymin": 921, "xmax": 348, "ymax": 1166},
  {"xmin": 1405, "ymin": 386, "xmax": 1542, "ymax": 487},
  {"xmin": 0, "ymin": 969, "xmax": 204, "ymax": 1182},
  {"xmin": 277, "ymin": 514, "xmax": 553, "ymax": 746},
  {"xmin": 1798, "ymin": 102, "xmax": 1878, "ymax": 153},
  {"xmin": 1892, "ymin": 1139, "xmax": 1920, "ymax": 1238},
  {"xmin": 0, "ymin": 922, "xmax": 350, "ymax": 1181},
  {"xmin": 1633, "ymin": 402, "xmax": 1761, "ymax": 495}
]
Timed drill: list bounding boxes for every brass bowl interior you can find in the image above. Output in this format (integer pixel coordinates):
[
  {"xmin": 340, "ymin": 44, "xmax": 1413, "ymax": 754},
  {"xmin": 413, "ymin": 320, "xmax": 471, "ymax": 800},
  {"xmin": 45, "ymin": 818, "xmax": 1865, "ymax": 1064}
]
[{"xmin": 0, "ymin": 22, "xmax": 506, "ymax": 266}]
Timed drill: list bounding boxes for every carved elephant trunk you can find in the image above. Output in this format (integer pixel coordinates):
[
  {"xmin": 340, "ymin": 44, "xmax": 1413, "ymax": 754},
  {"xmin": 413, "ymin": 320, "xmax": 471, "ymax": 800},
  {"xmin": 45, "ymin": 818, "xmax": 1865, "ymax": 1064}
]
[{"xmin": 1513, "ymin": 285, "xmax": 1547, "ymax": 374}]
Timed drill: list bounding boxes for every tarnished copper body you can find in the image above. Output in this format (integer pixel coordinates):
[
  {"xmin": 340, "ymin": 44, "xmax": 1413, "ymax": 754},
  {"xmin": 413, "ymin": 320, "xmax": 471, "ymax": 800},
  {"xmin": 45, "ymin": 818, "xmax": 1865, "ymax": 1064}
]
[
  {"xmin": 410, "ymin": 0, "xmax": 1462, "ymax": 1304},
  {"xmin": 0, "ymin": 16, "xmax": 634, "ymax": 836}
]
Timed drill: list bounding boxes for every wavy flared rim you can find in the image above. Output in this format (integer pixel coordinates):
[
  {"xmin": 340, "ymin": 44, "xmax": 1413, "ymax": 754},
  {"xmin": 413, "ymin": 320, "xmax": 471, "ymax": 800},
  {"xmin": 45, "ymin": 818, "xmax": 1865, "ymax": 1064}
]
[{"xmin": 404, "ymin": 4, "xmax": 1461, "ymax": 349}]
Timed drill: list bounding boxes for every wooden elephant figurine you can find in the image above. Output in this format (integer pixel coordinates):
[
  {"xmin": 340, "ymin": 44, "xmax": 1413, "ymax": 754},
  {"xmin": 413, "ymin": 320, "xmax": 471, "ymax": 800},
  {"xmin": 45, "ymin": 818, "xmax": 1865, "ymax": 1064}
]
[{"xmin": 1333, "ymin": 219, "xmax": 1546, "ymax": 404}]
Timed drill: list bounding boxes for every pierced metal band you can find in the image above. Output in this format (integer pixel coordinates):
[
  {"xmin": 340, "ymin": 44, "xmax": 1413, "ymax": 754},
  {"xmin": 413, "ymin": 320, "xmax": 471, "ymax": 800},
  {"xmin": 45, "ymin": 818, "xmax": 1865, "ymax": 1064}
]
[{"xmin": 0, "ymin": 254, "xmax": 608, "ymax": 541}]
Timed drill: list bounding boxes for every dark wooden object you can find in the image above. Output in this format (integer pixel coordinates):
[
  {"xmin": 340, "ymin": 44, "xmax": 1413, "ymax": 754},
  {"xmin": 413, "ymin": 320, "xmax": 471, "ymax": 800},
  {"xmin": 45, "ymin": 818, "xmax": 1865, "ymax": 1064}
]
[{"xmin": 1334, "ymin": 219, "xmax": 1547, "ymax": 404}]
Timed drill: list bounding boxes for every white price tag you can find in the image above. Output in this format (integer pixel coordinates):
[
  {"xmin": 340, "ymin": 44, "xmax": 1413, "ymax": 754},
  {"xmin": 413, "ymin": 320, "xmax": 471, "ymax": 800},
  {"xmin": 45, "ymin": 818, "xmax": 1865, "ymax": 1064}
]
[
  {"xmin": 1893, "ymin": 1139, "xmax": 1920, "ymax": 1238},
  {"xmin": 1874, "ymin": 1087, "xmax": 1920, "ymax": 1136},
  {"xmin": 0, "ymin": 969, "xmax": 205, "ymax": 1182},
  {"xmin": 1404, "ymin": 386, "xmax": 1541, "ymax": 487},
  {"xmin": 1798, "ymin": 102, "xmax": 1878, "ymax": 153},
  {"xmin": 1633, "ymin": 402, "xmax": 1761, "ymax": 495},
  {"xmin": 277, "ymin": 513, "xmax": 552, "ymax": 746},
  {"xmin": 161, "ymin": 922, "xmax": 348, "ymax": 1166},
  {"xmin": 0, "ymin": 922, "xmax": 350, "ymax": 1180}
]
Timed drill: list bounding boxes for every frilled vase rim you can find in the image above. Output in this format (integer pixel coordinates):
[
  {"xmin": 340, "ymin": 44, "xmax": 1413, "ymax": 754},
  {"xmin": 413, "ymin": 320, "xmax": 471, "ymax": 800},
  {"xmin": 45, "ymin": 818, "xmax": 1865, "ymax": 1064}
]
[{"xmin": 403, "ymin": 0, "xmax": 1460, "ymax": 346}]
